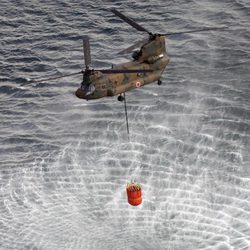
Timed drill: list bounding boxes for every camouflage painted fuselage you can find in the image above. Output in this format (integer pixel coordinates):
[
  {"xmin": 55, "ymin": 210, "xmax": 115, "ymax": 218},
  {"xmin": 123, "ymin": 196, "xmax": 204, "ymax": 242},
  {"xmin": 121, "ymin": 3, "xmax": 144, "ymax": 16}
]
[{"xmin": 75, "ymin": 35, "xmax": 170, "ymax": 100}]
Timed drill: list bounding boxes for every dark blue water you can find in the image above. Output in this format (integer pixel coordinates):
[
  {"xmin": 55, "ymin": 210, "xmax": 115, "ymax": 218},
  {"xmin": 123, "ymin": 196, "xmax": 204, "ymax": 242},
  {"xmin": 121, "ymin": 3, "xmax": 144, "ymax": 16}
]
[{"xmin": 1, "ymin": 0, "xmax": 250, "ymax": 249}]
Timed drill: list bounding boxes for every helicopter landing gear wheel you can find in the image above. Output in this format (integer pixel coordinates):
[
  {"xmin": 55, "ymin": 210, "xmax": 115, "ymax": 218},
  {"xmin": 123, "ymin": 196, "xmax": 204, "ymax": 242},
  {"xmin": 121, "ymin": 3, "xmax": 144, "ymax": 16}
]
[
  {"xmin": 157, "ymin": 79, "xmax": 162, "ymax": 85},
  {"xmin": 118, "ymin": 95, "xmax": 124, "ymax": 102}
]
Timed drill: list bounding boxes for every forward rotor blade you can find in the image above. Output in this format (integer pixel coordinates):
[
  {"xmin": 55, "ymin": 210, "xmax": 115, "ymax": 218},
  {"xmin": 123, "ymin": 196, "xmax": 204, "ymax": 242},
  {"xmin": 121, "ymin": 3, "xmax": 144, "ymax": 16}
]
[
  {"xmin": 164, "ymin": 26, "xmax": 228, "ymax": 36},
  {"xmin": 98, "ymin": 68, "xmax": 153, "ymax": 74},
  {"xmin": 118, "ymin": 38, "xmax": 148, "ymax": 55},
  {"xmin": 21, "ymin": 71, "xmax": 83, "ymax": 86},
  {"xmin": 83, "ymin": 35, "xmax": 91, "ymax": 67},
  {"xmin": 111, "ymin": 8, "xmax": 150, "ymax": 33}
]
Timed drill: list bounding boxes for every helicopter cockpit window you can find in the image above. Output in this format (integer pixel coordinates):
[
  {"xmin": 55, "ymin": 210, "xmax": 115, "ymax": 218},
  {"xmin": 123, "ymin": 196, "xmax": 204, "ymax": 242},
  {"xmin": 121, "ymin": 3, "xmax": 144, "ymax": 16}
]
[
  {"xmin": 132, "ymin": 50, "xmax": 142, "ymax": 60},
  {"xmin": 85, "ymin": 83, "xmax": 95, "ymax": 96}
]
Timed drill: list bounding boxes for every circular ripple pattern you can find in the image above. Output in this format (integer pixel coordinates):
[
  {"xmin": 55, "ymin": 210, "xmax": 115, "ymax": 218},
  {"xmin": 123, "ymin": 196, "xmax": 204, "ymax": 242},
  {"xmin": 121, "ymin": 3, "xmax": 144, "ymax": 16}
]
[{"xmin": 0, "ymin": 0, "xmax": 250, "ymax": 249}]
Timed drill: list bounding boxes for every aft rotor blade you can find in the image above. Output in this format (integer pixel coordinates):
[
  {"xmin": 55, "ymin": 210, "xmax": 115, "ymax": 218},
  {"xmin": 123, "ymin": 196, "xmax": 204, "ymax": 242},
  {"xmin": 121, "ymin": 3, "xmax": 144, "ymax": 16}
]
[
  {"xmin": 164, "ymin": 26, "xmax": 228, "ymax": 36},
  {"xmin": 111, "ymin": 8, "xmax": 150, "ymax": 34},
  {"xmin": 21, "ymin": 71, "xmax": 83, "ymax": 86},
  {"xmin": 98, "ymin": 68, "xmax": 153, "ymax": 74},
  {"xmin": 118, "ymin": 38, "xmax": 148, "ymax": 55},
  {"xmin": 83, "ymin": 36, "xmax": 91, "ymax": 67}
]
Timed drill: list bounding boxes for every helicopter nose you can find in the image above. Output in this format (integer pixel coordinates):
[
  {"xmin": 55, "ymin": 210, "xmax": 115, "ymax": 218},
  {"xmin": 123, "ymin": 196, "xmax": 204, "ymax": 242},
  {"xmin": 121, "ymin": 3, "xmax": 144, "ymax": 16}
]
[{"xmin": 75, "ymin": 88, "xmax": 86, "ymax": 99}]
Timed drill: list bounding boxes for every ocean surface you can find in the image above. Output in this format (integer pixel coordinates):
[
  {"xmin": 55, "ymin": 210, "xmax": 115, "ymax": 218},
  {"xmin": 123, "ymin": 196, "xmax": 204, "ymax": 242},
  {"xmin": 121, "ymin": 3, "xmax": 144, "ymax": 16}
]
[{"xmin": 0, "ymin": 0, "xmax": 250, "ymax": 249}]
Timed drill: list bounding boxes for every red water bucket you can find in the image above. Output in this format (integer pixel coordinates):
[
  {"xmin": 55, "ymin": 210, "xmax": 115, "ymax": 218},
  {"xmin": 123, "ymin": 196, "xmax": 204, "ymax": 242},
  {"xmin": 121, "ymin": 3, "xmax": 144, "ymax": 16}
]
[{"xmin": 126, "ymin": 183, "xmax": 142, "ymax": 206}]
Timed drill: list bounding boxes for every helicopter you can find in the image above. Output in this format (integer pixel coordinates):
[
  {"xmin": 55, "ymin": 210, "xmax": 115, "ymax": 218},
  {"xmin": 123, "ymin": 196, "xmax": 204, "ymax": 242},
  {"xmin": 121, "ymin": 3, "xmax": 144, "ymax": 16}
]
[
  {"xmin": 75, "ymin": 32, "xmax": 168, "ymax": 102},
  {"xmin": 75, "ymin": 9, "xmax": 170, "ymax": 102},
  {"xmin": 75, "ymin": 8, "xmax": 225, "ymax": 102},
  {"xmin": 25, "ymin": 8, "xmax": 226, "ymax": 133},
  {"xmin": 27, "ymin": 9, "xmax": 226, "ymax": 100}
]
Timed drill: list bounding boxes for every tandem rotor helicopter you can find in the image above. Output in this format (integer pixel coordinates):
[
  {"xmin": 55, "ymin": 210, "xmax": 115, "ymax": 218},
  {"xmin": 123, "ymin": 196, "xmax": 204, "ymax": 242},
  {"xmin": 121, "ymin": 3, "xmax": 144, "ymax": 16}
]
[{"xmin": 25, "ymin": 8, "xmax": 226, "ymax": 133}]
